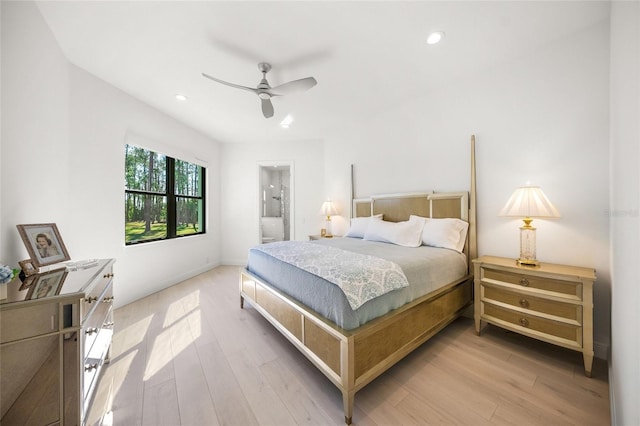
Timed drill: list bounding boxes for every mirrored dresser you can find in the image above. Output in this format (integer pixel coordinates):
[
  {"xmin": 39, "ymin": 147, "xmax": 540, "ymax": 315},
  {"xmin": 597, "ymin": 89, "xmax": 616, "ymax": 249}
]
[{"xmin": 0, "ymin": 259, "xmax": 115, "ymax": 426}]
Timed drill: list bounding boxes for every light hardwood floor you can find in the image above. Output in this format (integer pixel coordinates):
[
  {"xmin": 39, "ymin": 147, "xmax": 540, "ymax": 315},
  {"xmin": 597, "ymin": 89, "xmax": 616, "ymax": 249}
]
[{"xmin": 87, "ymin": 265, "xmax": 610, "ymax": 426}]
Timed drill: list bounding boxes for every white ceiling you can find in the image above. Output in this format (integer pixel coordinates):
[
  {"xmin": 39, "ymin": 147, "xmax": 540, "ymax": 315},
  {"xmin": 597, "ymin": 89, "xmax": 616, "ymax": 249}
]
[{"xmin": 35, "ymin": 1, "xmax": 610, "ymax": 144}]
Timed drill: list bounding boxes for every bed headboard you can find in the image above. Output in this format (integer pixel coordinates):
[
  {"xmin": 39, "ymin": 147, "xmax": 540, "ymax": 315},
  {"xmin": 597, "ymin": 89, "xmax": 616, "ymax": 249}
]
[
  {"xmin": 353, "ymin": 191, "xmax": 468, "ymax": 222},
  {"xmin": 350, "ymin": 135, "xmax": 478, "ymax": 273}
]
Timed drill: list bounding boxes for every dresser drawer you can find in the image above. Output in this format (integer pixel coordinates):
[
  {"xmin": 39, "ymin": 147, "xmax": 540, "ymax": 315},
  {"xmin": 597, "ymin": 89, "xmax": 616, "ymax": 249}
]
[
  {"xmin": 482, "ymin": 285, "xmax": 582, "ymax": 323},
  {"xmin": 83, "ymin": 328, "xmax": 112, "ymax": 407},
  {"xmin": 81, "ymin": 267, "xmax": 114, "ymax": 321},
  {"xmin": 483, "ymin": 268, "xmax": 582, "ymax": 299},
  {"xmin": 483, "ymin": 302, "xmax": 582, "ymax": 345},
  {"xmin": 83, "ymin": 301, "xmax": 112, "ymax": 359},
  {"xmin": 1, "ymin": 302, "xmax": 58, "ymax": 344}
]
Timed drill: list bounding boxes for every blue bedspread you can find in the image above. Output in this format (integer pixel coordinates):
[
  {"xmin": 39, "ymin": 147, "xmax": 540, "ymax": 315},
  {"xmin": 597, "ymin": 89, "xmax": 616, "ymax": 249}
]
[
  {"xmin": 252, "ymin": 241, "xmax": 409, "ymax": 310},
  {"xmin": 247, "ymin": 238, "xmax": 467, "ymax": 330}
]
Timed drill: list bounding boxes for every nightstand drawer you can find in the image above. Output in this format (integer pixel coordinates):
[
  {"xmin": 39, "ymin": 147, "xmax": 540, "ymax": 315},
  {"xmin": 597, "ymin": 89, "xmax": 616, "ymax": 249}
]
[
  {"xmin": 483, "ymin": 268, "xmax": 581, "ymax": 299},
  {"xmin": 483, "ymin": 303, "xmax": 582, "ymax": 344},
  {"xmin": 483, "ymin": 285, "xmax": 581, "ymax": 322}
]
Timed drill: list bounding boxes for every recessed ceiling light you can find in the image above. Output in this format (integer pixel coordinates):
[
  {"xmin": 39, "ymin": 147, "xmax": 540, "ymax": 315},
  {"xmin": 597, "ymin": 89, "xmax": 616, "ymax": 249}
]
[
  {"xmin": 280, "ymin": 114, "xmax": 294, "ymax": 129},
  {"xmin": 427, "ymin": 31, "xmax": 445, "ymax": 45},
  {"xmin": 175, "ymin": 94, "xmax": 188, "ymax": 101}
]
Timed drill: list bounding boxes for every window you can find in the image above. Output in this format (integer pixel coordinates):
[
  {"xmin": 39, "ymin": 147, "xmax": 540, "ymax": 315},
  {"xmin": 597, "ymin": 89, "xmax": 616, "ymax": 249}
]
[{"xmin": 125, "ymin": 144, "xmax": 205, "ymax": 244}]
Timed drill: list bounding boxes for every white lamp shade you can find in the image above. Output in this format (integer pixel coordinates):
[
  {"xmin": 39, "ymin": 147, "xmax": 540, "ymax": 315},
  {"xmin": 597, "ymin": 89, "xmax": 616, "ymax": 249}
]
[
  {"xmin": 499, "ymin": 186, "xmax": 560, "ymax": 218},
  {"xmin": 320, "ymin": 200, "xmax": 338, "ymax": 217}
]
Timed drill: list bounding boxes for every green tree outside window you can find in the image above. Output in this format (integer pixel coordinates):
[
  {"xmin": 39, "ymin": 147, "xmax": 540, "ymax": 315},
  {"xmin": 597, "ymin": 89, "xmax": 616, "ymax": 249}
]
[{"xmin": 125, "ymin": 144, "xmax": 205, "ymax": 244}]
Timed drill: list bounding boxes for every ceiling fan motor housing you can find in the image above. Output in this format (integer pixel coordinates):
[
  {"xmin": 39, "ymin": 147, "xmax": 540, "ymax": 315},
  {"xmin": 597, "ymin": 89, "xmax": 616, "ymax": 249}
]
[{"xmin": 258, "ymin": 62, "xmax": 272, "ymax": 74}]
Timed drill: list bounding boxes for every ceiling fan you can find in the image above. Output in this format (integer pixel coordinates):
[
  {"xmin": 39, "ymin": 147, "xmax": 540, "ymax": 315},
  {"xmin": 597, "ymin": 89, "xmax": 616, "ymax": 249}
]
[{"xmin": 202, "ymin": 62, "xmax": 317, "ymax": 119}]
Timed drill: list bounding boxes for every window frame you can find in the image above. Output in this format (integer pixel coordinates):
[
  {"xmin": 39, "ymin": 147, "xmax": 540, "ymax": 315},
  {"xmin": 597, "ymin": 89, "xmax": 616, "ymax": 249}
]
[{"xmin": 125, "ymin": 146, "xmax": 206, "ymax": 245}]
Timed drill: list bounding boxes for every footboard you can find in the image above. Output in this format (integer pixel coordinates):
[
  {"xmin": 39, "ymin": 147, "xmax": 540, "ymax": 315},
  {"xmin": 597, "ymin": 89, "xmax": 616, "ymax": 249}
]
[{"xmin": 240, "ymin": 269, "xmax": 472, "ymax": 425}]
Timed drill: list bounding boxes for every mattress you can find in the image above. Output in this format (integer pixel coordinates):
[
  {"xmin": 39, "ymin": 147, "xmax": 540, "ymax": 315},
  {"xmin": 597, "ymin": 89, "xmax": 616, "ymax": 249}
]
[{"xmin": 246, "ymin": 237, "xmax": 468, "ymax": 330}]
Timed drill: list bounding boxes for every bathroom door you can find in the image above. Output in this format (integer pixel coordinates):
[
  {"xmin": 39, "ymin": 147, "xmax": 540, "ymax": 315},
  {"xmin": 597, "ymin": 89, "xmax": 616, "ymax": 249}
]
[{"xmin": 258, "ymin": 162, "xmax": 294, "ymax": 244}]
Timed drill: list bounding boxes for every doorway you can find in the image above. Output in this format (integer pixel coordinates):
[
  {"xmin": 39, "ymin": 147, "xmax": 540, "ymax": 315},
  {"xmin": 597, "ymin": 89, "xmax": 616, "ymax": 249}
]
[{"xmin": 258, "ymin": 162, "xmax": 294, "ymax": 244}]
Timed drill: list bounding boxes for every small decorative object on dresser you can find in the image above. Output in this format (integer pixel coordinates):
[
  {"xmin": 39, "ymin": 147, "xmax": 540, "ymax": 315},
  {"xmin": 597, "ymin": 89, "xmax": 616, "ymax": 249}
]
[
  {"xmin": 473, "ymin": 255, "xmax": 596, "ymax": 376},
  {"xmin": 18, "ymin": 259, "xmax": 37, "ymax": 276}
]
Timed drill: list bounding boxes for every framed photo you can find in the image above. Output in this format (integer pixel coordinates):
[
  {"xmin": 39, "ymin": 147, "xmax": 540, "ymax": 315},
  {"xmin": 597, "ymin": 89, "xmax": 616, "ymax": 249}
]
[
  {"xmin": 26, "ymin": 268, "xmax": 67, "ymax": 300},
  {"xmin": 18, "ymin": 259, "xmax": 37, "ymax": 276},
  {"xmin": 16, "ymin": 223, "xmax": 70, "ymax": 267}
]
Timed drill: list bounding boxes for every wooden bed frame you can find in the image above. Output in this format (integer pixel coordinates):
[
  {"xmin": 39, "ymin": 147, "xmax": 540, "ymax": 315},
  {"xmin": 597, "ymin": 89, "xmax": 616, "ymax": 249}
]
[{"xmin": 240, "ymin": 136, "xmax": 477, "ymax": 424}]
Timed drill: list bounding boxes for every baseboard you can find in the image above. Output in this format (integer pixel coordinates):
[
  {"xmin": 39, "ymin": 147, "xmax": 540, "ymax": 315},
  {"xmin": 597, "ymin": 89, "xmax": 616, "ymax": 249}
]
[
  {"xmin": 158, "ymin": 262, "xmax": 221, "ymax": 287},
  {"xmin": 594, "ymin": 341, "xmax": 609, "ymax": 360},
  {"xmin": 608, "ymin": 361, "xmax": 616, "ymax": 425},
  {"xmin": 115, "ymin": 262, "xmax": 221, "ymax": 309},
  {"xmin": 221, "ymin": 258, "xmax": 248, "ymax": 266}
]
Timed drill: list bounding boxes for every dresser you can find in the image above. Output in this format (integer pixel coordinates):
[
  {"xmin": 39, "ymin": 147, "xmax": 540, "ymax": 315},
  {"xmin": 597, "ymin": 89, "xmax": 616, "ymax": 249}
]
[
  {"xmin": 0, "ymin": 259, "xmax": 115, "ymax": 425},
  {"xmin": 473, "ymin": 256, "xmax": 596, "ymax": 376}
]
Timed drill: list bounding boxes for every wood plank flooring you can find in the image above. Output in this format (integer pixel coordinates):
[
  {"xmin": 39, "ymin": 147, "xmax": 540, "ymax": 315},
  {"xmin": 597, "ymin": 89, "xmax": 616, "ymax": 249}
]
[{"xmin": 87, "ymin": 266, "xmax": 610, "ymax": 426}]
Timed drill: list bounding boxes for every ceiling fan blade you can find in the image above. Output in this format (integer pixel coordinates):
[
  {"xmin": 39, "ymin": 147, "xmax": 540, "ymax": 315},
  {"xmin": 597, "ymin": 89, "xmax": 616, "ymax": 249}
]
[
  {"xmin": 261, "ymin": 98, "xmax": 274, "ymax": 118},
  {"xmin": 202, "ymin": 73, "xmax": 258, "ymax": 94},
  {"xmin": 269, "ymin": 77, "xmax": 317, "ymax": 96}
]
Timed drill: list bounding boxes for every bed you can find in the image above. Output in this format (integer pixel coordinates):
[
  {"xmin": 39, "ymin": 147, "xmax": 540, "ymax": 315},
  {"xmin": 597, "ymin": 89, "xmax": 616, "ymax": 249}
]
[{"xmin": 240, "ymin": 136, "xmax": 478, "ymax": 424}]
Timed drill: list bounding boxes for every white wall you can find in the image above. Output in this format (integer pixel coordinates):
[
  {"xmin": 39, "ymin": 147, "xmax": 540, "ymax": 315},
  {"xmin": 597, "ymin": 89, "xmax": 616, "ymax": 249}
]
[
  {"xmin": 1, "ymin": 2, "xmax": 222, "ymax": 308},
  {"xmin": 1, "ymin": 1, "xmax": 71, "ymax": 261},
  {"xmin": 68, "ymin": 66, "xmax": 221, "ymax": 308},
  {"xmin": 325, "ymin": 18, "xmax": 612, "ymax": 357},
  {"xmin": 609, "ymin": 2, "xmax": 640, "ymax": 425},
  {"xmin": 220, "ymin": 140, "xmax": 324, "ymax": 265}
]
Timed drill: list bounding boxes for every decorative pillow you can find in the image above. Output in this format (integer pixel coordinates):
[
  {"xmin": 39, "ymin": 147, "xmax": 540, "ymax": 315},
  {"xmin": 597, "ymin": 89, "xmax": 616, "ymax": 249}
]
[
  {"xmin": 344, "ymin": 214, "xmax": 383, "ymax": 239},
  {"xmin": 363, "ymin": 217, "xmax": 425, "ymax": 247},
  {"xmin": 411, "ymin": 215, "xmax": 469, "ymax": 252}
]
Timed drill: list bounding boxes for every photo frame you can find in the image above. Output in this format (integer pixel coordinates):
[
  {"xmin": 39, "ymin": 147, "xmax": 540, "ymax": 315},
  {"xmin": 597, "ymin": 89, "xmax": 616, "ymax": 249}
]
[
  {"xmin": 26, "ymin": 268, "xmax": 67, "ymax": 300},
  {"xmin": 18, "ymin": 259, "xmax": 37, "ymax": 277},
  {"xmin": 17, "ymin": 223, "xmax": 71, "ymax": 268},
  {"xmin": 19, "ymin": 274, "xmax": 37, "ymax": 292}
]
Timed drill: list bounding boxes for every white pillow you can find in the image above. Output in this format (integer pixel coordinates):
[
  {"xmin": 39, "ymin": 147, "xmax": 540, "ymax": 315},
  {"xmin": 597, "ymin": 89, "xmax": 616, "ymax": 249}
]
[
  {"xmin": 412, "ymin": 215, "xmax": 469, "ymax": 253},
  {"xmin": 344, "ymin": 214, "xmax": 383, "ymax": 239},
  {"xmin": 363, "ymin": 217, "xmax": 425, "ymax": 247}
]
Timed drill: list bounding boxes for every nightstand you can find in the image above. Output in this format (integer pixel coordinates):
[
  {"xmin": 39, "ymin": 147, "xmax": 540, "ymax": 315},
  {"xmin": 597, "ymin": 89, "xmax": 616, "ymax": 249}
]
[
  {"xmin": 308, "ymin": 235, "xmax": 340, "ymax": 240},
  {"xmin": 473, "ymin": 255, "xmax": 596, "ymax": 376}
]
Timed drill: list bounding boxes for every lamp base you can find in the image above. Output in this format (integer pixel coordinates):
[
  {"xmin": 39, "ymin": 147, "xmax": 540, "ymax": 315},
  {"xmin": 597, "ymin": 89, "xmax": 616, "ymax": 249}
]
[
  {"xmin": 517, "ymin": 224, "xmax": 539, "ymax": 267},
  {"xmin": 517, "ymin": 258, "xmax": 540, "ymax": 267}
]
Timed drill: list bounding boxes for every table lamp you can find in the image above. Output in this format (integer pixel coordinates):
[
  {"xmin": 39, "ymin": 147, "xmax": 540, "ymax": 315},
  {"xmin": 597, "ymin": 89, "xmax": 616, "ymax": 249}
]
[
  {"xmin": 320, "ymin": 200, "xmax": 338, "ymax": 238},
  {"xmin": 500, "ymin": 185, "xmax": 560, "ymax": 266}
]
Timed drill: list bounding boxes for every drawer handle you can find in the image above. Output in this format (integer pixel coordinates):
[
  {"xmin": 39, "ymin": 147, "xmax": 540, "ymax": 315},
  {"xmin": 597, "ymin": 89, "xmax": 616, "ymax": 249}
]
[
  {"xmin": 102, "ymin": 296, "xmax": 114, "ymax": 303},
  {"xmin": 519, "ymin": 278, "xmax": 530, "ymax": 287},
  {"xmin": 519, "ymin": 318, "xmax": 530, "ymax": 327},
  {"xmin": 104, "ymin": 321, "xmax": 114, "ymax": 329},
  {"xmin": 85, "ymin": 363, "xmax": 98, "ymax": 372},
  {"xmin": 103, "ymin": 273, "xmax": 114, "ymax": 279},
  {"xmin": 85, "ymin": 327, "xmax": 98, "ymax": 336},
  {"xmin": 86, "ymin": 296, "xmax": 98, "ymax": 304},
  {"xmin": 519, "ymin": 299, "xmax": 530, "ymax": 308}
]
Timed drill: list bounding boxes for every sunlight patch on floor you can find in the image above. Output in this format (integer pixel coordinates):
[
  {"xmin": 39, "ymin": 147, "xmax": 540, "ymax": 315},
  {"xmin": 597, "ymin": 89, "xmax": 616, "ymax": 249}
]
[
  {"xmin": 89, "ymin": 349, "xmax": 138, "ymax": 426},
  {"xmin": 162, "ymin": 290, "xmax": 201, "ymax": 328},
  {"xmin": 115, "ymin": 315, "xmax": 153, "ymax": 355},
  {"xmin": 145, "ymin": 290, "xmax": 202, "ymax": 381},
  {"xmin": 144, "ymin": 326, "xmax": 173, "ymax": 381}
]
